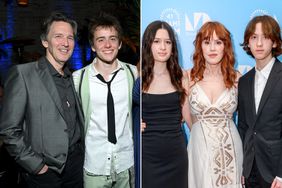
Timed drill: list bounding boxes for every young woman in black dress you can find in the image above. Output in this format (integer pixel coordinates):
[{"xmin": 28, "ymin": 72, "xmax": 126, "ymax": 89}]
[{"xmin": 142, "ymin": 20, "xmax": 190, "ymax": 188}]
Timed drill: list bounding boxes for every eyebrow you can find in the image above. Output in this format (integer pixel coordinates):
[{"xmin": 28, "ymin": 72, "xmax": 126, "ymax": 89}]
[
  {"xmin": 96, "ymin": 35, "xmax": 118, "ymax": 40},
  {"xmin": 154, "ymin": 37, "xmax": 171, "ymax": 40},
  {"xmin": 203, "ymin": 38, "xmax": 222, "ymax": 41},
  {"xmin": 52, "ymin": 32, "xmax": 74, "ymax": 37}
]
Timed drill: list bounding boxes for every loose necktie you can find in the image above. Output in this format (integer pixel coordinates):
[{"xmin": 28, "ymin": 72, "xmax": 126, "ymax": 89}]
[{"xmin": 96, "ymin": 70, "xmax": 119, "ymax": 144}]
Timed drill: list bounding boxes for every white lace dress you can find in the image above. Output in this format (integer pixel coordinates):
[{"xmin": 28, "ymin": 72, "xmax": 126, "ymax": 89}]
[{"xmin": 188, "ymin": 83, "xmax": 243, "ymax": 188}]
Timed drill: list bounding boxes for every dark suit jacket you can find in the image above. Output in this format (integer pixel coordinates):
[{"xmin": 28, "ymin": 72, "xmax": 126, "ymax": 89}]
[
  {"xmin": 0, "ymin": 57, "xmax": 84, "ymax": 175},
  {"xmin": 238, "ymin": 59, "xmax": 282, "ymax": 183}
]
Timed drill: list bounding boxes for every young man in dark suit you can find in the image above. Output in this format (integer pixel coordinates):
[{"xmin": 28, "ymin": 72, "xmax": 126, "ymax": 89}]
[
  {"xmin": 238, "ymin": 15, "xmax": 282, "ymax": 188},
  {"xmin": 0, "ymin": 12, "xmax": 84, "ymax": 188}
]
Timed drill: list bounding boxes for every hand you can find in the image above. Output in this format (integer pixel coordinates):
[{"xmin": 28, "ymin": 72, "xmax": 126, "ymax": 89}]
[
  {"xmin": 141, "ymin": 120, "xmax": 146, "ymax": 132},
  {"xmin": 271, "ymin": 178, "xmax": 282, "ymax": 188},
  {"xmin": 38, "ymin": 165, "xmax": 48, "ymax": 175}
]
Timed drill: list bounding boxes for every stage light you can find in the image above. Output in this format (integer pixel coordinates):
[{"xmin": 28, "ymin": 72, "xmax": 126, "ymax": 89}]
[{"xmin": 17, "ymin": 0, "xmax": 28, "ymax": 6}]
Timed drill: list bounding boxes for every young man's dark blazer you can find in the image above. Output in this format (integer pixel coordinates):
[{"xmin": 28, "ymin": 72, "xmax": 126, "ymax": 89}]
[
  {"xmin": 0, "ymin": 57, "xmax": 84, "ymax": 175},
  {"xmin": 238, "ymin": 58, "xmax": 282, "ymax": 183}
]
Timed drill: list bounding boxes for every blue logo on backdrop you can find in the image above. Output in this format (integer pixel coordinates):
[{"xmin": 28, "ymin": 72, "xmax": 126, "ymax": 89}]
[
  {"xmin": 160, "ymin": 8, "xmax": 181, "ymax": 34},
  {"xmin": 185, "ymin": 12, "xmax": 210, "ymax": 34},
  {"xmin": 250, "ymin": 9, "xmax": 269, "ymax": 18}
]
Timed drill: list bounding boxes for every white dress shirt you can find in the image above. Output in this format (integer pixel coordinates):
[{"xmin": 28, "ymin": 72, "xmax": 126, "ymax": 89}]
[
  {"xmin": 254, "ymin": 58, "xmax": 275, "ymax": 113},
  {"xmin": 84, "ymin": 59, "xmax": 134, "ymax": 175}
]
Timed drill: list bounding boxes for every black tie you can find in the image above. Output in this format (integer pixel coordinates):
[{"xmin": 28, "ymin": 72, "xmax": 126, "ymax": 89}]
[{"xmin": 96, "ymin": 70, "xmax": 119, "ymax": 144}]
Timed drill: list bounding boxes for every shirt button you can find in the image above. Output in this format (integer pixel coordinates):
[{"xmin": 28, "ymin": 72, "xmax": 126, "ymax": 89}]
[
  {"xmin": 108, "ymin": 157, "xmax": 110, "ymax": 160},
  {"xmin": 254, "ymin": 132, "xmax": 257, "ymax": 135}
]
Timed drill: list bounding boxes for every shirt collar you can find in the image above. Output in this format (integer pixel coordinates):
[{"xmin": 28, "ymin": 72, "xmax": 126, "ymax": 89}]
[
  {"xmin": 255, "ymin": 57, "xmax": 275, "ymax": 79},
  {"xmin": 45, "ymin": 57, "xmax": 71, "ymax": 78},
  {"xmin": 89, "ymin": 58, "xmax": 124, "ymax": 77}
]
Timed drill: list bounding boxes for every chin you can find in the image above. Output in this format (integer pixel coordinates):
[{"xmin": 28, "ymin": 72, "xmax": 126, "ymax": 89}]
[
  {"xmin": 207, "ymin": 61, "xmax": 221, "ymax": 65},
  {"xmin": 100, "ymin": 59, "xmax": 115, "ymax": 64},
  {"xmin": 58, "ymin": 56, "xmax": 70, "ymax": 61},
  {"xmin": 254, "ymin": 55, "xmax": 268, "ymax": 60},
  {"xmin": 99, "ymin": 57, "xmax": 116, "ymax": 64}
]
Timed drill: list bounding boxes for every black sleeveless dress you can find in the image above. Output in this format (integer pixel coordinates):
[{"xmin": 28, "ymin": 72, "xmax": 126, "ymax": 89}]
[{"xmin": 142, "ymin": 91, "xmax": 188, "ymax": 188}]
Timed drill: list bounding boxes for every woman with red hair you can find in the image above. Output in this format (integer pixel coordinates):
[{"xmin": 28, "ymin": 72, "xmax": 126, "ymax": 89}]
[{"xmin": 187, "ymin": 21, "xmax": 243, "ymax": 188}]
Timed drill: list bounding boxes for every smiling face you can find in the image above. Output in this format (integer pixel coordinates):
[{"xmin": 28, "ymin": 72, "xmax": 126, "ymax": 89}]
[
  {"xmin": 201, "ymin": 31, "xmax": 224, "ymax": 66},
  {"xmin": 42, "ymin": 21, "xmax": 75, "ymax": 66},
  {"xmin": 151, "ymin": 28, "xmax": 172, "ymax": 64},
  {"xmin": 91, "ymin": 26, "xmax": 121, "ymax": 65},
  {"xmin": 248, "ymin": 22, "xmax": 276, "ymax": 64}
]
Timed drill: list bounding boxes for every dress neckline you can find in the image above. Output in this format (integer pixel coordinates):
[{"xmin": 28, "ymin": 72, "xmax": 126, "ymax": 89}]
[
  {"xmin": 143, "ymin": 91, "xmax": 178, "ymax": 96},
  {"xmin": 195, "ymin": 83, "xmax": 228, "ymax": 106}
]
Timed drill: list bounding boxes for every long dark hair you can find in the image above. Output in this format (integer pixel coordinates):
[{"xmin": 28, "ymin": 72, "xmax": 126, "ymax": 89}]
[{"xmin": 142, "ymin": 20, "xmax": 185, "ymax": 105}]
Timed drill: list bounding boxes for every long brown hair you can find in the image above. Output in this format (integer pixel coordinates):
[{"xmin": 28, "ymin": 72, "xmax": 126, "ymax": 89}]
[
  {"xmin": 142, "ymin": 20, "xmax": 185, "ymax": 105},
  {"xmin": 241, "ymin": 15, "xmax": 282, "ymax": 57},
  {"xmin": 191, "ymin": 21, "xmax": 236, "ymax": 89}
]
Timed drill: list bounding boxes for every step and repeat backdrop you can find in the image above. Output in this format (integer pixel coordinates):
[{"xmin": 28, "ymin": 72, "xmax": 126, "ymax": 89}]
[
  {"xmin": 142, "ymin": 0, "xmax": 282, "ymax": 140},
  {"xmin": 142, "ymin": 0, "xmax": 282, "ymax": 73}
]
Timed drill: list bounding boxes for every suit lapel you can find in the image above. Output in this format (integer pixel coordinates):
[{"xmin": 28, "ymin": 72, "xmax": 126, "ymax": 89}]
[
  {"xmin": 36, "ymin": 57, "xmax": 66, "ymax": 121},
  {"xmin": 256, "ymin": 60, "xmax": 282, "ymax": 118},
  {"xmin": 248, "ymin": 68, "xmax": 257, "ymax": 120}
]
